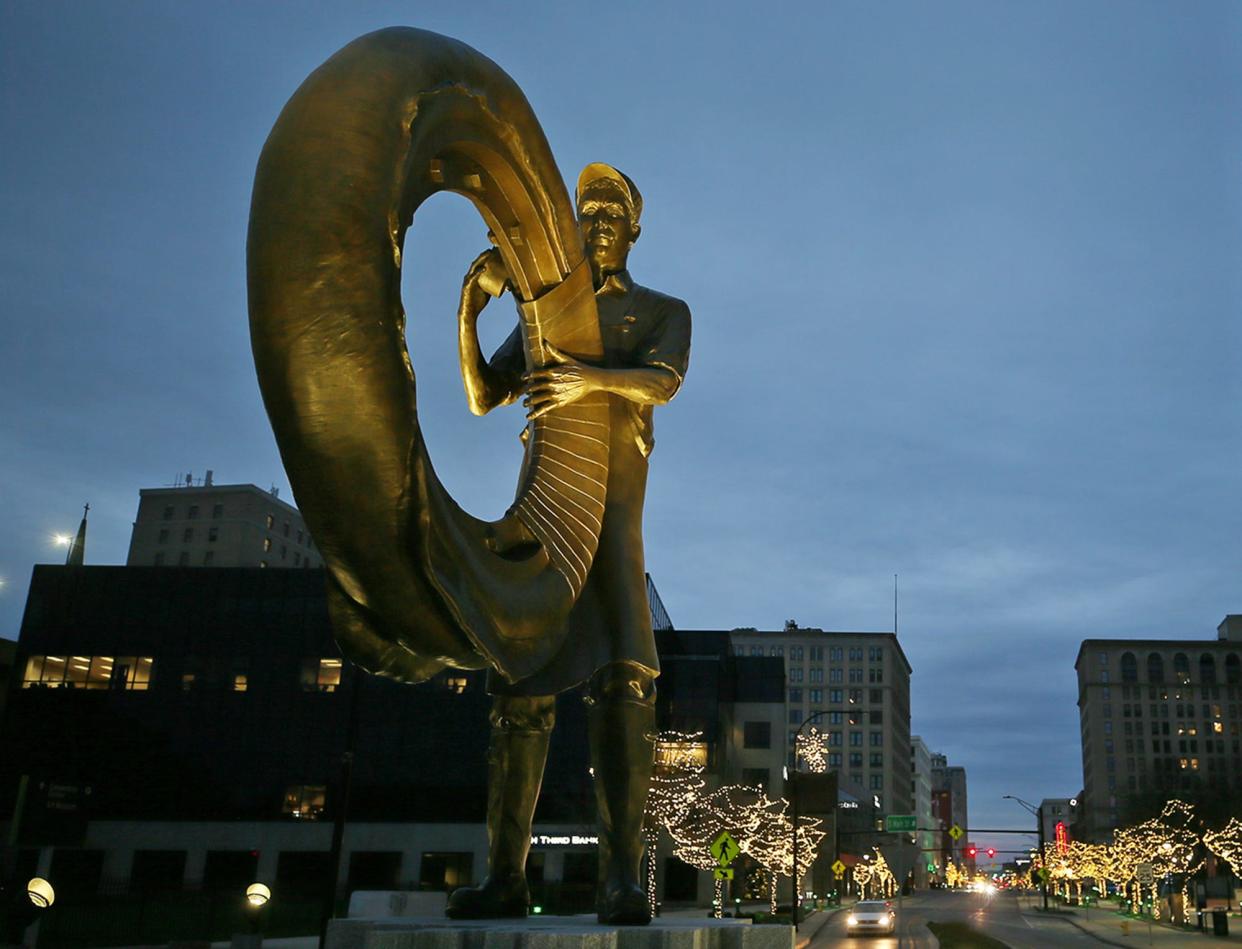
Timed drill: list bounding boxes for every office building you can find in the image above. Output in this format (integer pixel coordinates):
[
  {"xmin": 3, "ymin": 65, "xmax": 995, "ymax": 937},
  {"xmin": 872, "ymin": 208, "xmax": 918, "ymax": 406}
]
[
  {"xmin": 930, "ymin": 752, "xmax": 969, "ymax": 868},
  {"xmin": 0, "ymin": 565, "xmax": 781, "ymax": 943},
  {"xmin": 1039, "ymin": 798, "xmax": 1077, "ymax": 849},
  {"xmin": 1074, "ymin": 616, "xmax": 1242, "ymax": 839},
  {"xmin": 126, "ymin": 473, "xmax": 323, "ymax": 569},
  {"xmin": 729, "ymin": 624, "xmax": 914, "ymax": 816},
  {"xmin": 910, "ymin": 736, "xmax": 935, "ymax": 886}
]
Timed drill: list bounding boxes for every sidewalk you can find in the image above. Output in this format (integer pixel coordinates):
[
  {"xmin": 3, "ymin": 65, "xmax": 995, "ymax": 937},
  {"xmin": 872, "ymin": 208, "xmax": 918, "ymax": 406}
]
[{"xmin": 1019, "ymin": 895, "xmax": 1242, "ymax": 947}]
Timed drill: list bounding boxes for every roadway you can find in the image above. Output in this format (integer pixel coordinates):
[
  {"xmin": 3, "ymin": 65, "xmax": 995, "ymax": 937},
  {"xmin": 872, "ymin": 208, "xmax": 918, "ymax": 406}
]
[{"xmin": 806, "ymin": 889, "xmax": 1112, "ymax": 948}]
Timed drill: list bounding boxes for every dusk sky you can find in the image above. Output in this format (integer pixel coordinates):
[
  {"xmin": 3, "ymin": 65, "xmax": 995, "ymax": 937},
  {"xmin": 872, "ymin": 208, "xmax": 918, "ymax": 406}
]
[{"xmin": 2, "ymin": 1, "xmax": 1239, "ymax": 851}]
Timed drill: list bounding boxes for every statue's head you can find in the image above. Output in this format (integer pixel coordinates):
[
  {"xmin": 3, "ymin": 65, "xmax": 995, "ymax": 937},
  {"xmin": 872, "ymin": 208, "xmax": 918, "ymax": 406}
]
[{"xmin": 576, "ymin": 163, "xmax": 642, "ymax": 276}]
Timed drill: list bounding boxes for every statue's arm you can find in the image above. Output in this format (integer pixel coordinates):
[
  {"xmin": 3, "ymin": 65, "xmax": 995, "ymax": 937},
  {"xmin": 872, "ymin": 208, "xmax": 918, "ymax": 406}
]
[
  {"xmin": 458, "ymin": 250, "xmax": 522, "ymax": 415},
  {"xmin": 525, "ymin": 297, "xmax": 690, "ymax": 421}
]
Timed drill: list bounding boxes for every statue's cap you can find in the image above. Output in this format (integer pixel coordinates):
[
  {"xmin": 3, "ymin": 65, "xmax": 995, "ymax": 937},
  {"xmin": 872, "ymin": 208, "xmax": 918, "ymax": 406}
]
[{"xmin": 576, "ymin": 163, "xmax": 642, "ymax": 224}]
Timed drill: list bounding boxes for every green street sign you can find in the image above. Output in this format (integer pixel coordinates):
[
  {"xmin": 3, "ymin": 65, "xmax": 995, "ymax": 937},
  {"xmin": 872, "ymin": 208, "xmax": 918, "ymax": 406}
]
[
  {"xmin": 711, "ymin": 831, "xmax": 740, "ymax": 866},
  {"xmin": 885, "ymin": 815, "xmax": 917, "ymax": 832},
  {"xmin": 927, "ymin": 863, "xmax": 936, "ymax": 873}
]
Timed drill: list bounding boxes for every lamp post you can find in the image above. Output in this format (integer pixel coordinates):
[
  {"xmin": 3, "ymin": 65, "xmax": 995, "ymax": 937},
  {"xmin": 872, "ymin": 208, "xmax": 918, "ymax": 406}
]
[
  {"xmin": 1003, "ymin": 795, "xmax": 1048, "ymax": 911},
  {"xmin": 790, "ymin": 709, "xmax": 830, "ymax": 929}
]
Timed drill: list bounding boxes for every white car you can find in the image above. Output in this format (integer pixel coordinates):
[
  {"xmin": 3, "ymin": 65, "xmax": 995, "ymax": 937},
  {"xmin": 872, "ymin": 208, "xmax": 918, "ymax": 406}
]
[{"xmin": 846, "ymin": 900, "xmax": 896, "ymax": 935}]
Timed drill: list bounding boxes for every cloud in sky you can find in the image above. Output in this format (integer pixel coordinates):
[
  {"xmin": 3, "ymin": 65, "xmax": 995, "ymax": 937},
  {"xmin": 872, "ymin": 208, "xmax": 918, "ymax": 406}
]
[{"xmin": 2, "ymin": 0, "xmax": 1239, "ymax": 835}]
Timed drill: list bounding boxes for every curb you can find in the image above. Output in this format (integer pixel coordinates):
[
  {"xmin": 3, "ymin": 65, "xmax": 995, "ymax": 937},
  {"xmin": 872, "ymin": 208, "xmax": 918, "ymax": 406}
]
[{"xmin": 794, "ymin": 904, "xmax": 850, "ymax": 949}]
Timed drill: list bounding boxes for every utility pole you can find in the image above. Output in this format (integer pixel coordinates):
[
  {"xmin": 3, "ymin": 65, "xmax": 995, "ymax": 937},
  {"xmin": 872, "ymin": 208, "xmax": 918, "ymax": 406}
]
[{"xmin": 1037, "ymin": 803, "xmax": 1049, "ymax": 912}]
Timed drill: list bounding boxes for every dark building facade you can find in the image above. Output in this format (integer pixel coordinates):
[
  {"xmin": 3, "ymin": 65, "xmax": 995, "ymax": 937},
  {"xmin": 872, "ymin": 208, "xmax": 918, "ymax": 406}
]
[{"xmin": 0, "ymin": 567, "xmax": 784, "ymax": 942}]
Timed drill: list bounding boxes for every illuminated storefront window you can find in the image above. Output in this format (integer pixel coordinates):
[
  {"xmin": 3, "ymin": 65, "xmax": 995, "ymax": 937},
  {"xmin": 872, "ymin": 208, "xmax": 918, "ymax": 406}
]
[{"xmin": 655, "ymin": 739, "xmax": 709, "ymax": 769}]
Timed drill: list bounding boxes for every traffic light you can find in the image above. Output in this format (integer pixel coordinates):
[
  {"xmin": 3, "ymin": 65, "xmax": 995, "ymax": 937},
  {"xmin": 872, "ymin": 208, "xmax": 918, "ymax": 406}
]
[
  {"xmin": 966, "ymin": 846, "xmax": 977, "ymax": 858},
  {"xmin": 986, "ymin": 848, "xmax": 996, "ymax": 858}
]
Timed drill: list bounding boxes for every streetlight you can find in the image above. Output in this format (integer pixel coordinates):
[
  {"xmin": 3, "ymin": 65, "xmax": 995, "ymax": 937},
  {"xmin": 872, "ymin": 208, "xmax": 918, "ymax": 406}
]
[
  {"xmin": 790, "ymin": 709, "xmax": 831, "ymax": 929},
  {"xmin": 243, "ymin": 882, "xmax": 271, "ymax": 943},
  {"xmin": 1003, "ymin": 795, "xmax": 1048, "ymax": 911},
  {"xmin": 1, "ymin": 877, "xmax": 55, "ymax": 943},
  {"xmin": 26, "ymin": 878, "xmax": 54, "ymax": 909}
]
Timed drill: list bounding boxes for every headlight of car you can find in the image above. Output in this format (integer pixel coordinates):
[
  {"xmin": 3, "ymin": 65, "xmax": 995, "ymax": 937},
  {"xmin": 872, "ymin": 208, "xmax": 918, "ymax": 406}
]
[{"xmin": 846, "ymin": 915, "xmax": 857, "ymax": 926}]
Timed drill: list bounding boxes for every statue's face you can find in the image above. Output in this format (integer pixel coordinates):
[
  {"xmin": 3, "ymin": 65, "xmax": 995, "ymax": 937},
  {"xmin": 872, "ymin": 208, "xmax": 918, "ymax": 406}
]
[{"xmin": 578, "ymin": 185, "xmax": 638, "ymax": 275}]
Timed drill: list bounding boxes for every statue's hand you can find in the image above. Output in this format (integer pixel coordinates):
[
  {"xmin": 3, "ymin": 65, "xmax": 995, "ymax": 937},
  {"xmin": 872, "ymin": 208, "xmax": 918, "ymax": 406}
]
[
  {"xmin": 460, "ymin": 248, "xmax": 510, "ymax": 320},
  {"xmin": 523, "ymin": 343, "xmax": 600, "ymax": 420}
]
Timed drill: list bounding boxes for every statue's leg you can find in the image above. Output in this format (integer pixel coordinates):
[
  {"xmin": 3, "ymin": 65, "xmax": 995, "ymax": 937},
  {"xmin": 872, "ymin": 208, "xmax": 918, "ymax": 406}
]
[
  {"xmin": 586, "ymin": 661, "xmax": 656, "ymax": 926},
  {"xmin": 446, "ymin": 693, "xmax": 556, "ymax": 919}
]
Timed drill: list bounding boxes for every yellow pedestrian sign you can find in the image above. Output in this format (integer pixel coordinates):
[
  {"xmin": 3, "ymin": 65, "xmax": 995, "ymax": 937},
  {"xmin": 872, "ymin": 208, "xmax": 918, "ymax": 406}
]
[
  {"xmin": 711, "ymin": 831, "xmax": 740, "ymax": 866},
  {"xmin": 831, "ymin": 859, "xmax": 846, "ymax": 877},
  {"xmin": 949, "ymin": 824, "xmax": 964, "ymax": 842},
  {"xmin": 713, "ymin": 868, "xmax": 734, "ymax": 881}
]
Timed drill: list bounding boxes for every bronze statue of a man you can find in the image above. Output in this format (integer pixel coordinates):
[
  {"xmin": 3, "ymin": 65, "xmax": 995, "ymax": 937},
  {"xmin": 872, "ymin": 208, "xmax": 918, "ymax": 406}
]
[{"xmin": 447, "ymin": 163, "xmax": 691, "ymax": 925}]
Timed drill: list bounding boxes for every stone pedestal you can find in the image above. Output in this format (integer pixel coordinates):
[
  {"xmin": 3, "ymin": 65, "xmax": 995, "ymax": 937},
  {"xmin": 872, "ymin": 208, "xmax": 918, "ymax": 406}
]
[{"xmin": 326, "ymin": 916, "xmax": 794, "ymax": 949}]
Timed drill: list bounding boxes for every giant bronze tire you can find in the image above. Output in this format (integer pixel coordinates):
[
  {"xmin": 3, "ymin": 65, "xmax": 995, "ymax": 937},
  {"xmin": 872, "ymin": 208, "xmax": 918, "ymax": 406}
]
[{"xmin": 248, "ymin": 28, "xmax": 608, "ymax": 684}]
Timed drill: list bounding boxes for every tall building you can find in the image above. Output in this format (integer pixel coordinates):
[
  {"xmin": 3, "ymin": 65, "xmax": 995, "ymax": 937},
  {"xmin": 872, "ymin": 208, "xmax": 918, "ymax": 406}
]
[
  {"xmin": 728, "ymin": 624, "xmax": 913, "ymax": 816},
  {"xmin": 1074, "ymin": 615, "xmax": 1242, "ymax": 839},
  {"xmin": 910, "ymin": 736, "xmax": 935, "ymax": 886},
  {"xmin": 930, "ymin": 752, "xmax": 969, "ymax": 867},
  {"xmin": 126, "ymin": 474, "xmax": 323, "ymax": 569}
]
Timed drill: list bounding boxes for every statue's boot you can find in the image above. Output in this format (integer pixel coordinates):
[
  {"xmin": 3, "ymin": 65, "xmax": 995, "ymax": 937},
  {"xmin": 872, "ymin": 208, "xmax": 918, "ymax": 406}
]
[
  {"xmin": 447, "ymin": 695, "xmax": 555, "ymax": 919},
  {"xmin": 588, "ymin": 664, "xmax": 656, "ymax": 926}
]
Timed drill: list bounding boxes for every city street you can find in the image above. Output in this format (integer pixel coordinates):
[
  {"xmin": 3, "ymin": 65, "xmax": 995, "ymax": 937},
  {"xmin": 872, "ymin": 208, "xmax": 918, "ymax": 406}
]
[{"xmin": 806, "ymin": 890, "xmax": 1114, "ymax": 948}]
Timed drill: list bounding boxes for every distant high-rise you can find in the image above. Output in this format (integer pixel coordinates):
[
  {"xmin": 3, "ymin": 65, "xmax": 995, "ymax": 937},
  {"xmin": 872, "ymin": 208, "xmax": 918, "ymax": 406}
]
[
  {"xmin": 126, "ymin": 473, "xmax": 323, "ymax": 569},
  {"xmin": 728, "ymin": 623, "xmax": 913, "ymax": 815},
  {"xmin": 931, "ymin": 751, "xmax": 969, "ymax": 866}
]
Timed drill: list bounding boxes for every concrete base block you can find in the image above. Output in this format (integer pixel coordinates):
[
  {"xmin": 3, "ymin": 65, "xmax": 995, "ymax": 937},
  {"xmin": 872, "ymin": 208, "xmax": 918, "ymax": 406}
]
[
  {"xmin": 349, "ymin": 891, "xmax": 451, "ymax": 918},
  {"xmin": 326, "ymin": 916, "xmax": 793, "ymax": 949}
]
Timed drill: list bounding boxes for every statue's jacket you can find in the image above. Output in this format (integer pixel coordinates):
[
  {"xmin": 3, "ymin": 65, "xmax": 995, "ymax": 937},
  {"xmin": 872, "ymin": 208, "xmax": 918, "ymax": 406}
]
[{"xmin": 488, "ymin": 269, "xmax": 691, "ymax": 697}]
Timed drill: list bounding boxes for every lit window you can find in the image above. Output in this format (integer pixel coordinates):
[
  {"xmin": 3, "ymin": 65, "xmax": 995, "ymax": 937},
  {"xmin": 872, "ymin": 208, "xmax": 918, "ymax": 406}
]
[
  {"xmin": 259, "ymin": 561, "xmax": 267, "ymax": 568},
  {"xmin": 25, "ymin": 655, "xmax": 151, "ymax": 690},
  {"xmin": 233, "ymin": 674, "xmax": 248, "ymax": 692},
  {"xmin": 301, "ymin": 658, "xmax": 342, "ymax": 692},
  {"xmin": 282, "ymin": 785, "xmax": 326, "ymax": 820},
  {"xmin": 181, "ymin": 674, "xmax": 196, "ymax": 691},
  {"xmin": 116, "ymin": 657, "xmax": 154, "ymax": 690},
  {"xmin": 444, "ymin": 676, "xmax": 468, "ymax": 694},
  {"xmin": 656, "ymin": 739, "xmax": 709, "ymax": 769},
  {"xmin": 265, "ymin": 514, "xmax": 275, "ymax": 529},
  {"xmin": 263, "ymin": 538, "xmax": 272, "ymax": 552}
]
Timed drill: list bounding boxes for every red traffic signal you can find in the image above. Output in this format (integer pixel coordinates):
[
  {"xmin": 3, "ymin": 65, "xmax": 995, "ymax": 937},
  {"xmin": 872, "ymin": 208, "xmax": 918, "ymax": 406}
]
[
  {"xmin": 966, "ymin": 846, "xmax": 978, "ymax": 857},
  {"xmin": 986, "ymin": 848, "xmax": 996, "ymax": 858}
]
